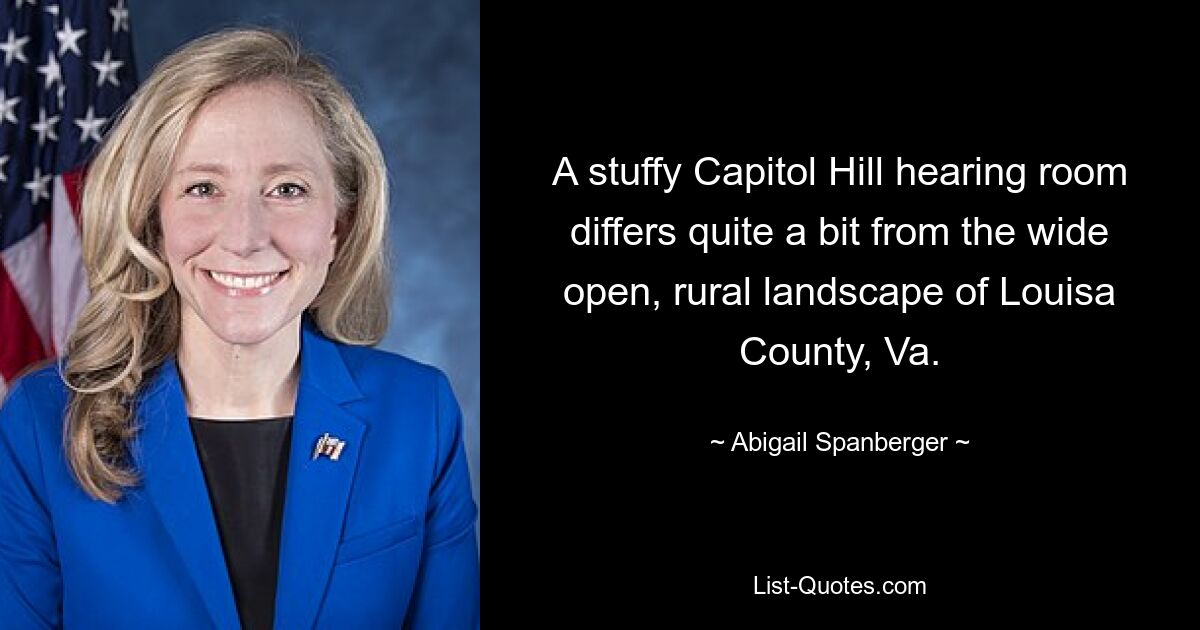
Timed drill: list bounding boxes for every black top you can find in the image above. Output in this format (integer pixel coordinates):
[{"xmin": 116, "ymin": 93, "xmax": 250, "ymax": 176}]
[{"xmin": 188, "ymin": 416, "xmax": 293, "ymax": 630}]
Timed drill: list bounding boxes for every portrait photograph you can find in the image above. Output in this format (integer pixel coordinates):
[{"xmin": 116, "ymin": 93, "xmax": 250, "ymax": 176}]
[{"xmin": 0, "ymin": 1, "xmax": 480, "ymax": 628}]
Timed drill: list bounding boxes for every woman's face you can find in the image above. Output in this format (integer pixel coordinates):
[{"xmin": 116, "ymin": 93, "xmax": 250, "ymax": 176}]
[{"xmin": 159, "ymin": 81, "xmax": 339, "ymax": 346}]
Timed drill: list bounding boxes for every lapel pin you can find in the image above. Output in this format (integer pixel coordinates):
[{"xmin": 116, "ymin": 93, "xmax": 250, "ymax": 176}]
[{"xmin": 312, "ymin": 433, "xmax": 347, "ymax": 461}]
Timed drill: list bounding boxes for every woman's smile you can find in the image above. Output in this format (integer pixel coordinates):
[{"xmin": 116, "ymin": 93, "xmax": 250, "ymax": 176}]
[{"xmin": 202, "ymin": 267, "xmax": 291, "ymax": 297}]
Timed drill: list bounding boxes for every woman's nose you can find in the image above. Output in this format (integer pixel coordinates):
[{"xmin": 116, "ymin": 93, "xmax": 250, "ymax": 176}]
[{"xmin": 216, "ymin": 193, "xmax": 271, "ymax": 256}]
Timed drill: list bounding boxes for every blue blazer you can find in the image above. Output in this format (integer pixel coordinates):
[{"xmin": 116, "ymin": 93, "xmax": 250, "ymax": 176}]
[{"xmin": 0, "ymin": 317, "xmax": 479, "ymax": 628}]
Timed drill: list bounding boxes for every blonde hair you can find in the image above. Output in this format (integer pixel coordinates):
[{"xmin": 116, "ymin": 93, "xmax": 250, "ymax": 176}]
[{"xmin": 65, "ymin": 27, "xmax": 390, "ymax": 503}]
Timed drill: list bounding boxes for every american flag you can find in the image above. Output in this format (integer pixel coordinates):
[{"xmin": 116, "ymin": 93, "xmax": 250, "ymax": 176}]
[{"xmin": 0, "ymin": 0, "xmax": 135, "ymax": 398}]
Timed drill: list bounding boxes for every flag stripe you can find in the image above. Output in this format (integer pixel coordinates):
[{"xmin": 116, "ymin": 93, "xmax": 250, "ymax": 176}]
[
  {"xmin": 1, "ymin": 223, "xmax": 52, "ymax": 356},
  {"xmin": 62, "ymin": 167, "xmax": 85, "ymax": 226},
  {"xmin": 0, "ymin": 259, "xmax": 48, "ymax": 384},
  {"xmin": 50, "ymin": 172, "xmax": 89, "ymax": 355}
]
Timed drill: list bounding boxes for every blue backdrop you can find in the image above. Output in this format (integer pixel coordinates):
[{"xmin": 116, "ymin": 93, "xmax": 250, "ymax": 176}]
[{"xmin": 131, "ymin": 1, "xmax": 480, "ymax": 515}]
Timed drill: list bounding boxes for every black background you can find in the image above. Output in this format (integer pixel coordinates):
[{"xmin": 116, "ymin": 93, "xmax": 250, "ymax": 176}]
[{"xmin": 487, "ymin": 11, "xmax": 1186, "ymax": 625}]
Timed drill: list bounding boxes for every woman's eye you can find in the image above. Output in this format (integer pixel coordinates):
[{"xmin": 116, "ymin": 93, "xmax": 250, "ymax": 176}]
[
  {"xmin": 185, "ymin": 182, "xmax": 217, "ymax": 197},
  {"xmin": 271, "ymin": 182, "xmax": 309, "ymax": 198}
]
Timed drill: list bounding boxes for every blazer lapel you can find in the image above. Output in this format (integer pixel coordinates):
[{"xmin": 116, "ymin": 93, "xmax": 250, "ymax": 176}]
[
  {"xmin": 273, "ymin": 318, "xmax": 366, "ymax": 630},
  {"xmin": 135, "ymin": 357, "xmax": 242, "ymax": 629}
]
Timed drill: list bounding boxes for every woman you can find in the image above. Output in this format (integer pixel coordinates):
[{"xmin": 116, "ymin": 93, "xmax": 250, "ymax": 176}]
[{"xmin": 0, "ymin": 28, "xmax": 479, "ymax": 629}]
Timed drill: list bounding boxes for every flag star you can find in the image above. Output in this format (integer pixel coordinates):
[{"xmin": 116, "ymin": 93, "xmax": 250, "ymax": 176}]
[
  {"xmin": 91, "ymin": 48, "xmax": 124, "ymax": 87},
  {"xmin": 0, "ymin": 89, "xmax": 20, "ymax": 125},
  {"xmin": 0, "ymin": 154, "xmax": 9, "ymax": 183},
  {"xmin": 45, "ymin": 3, "xmax": 59, "ymax": 15},
  {"xmin": 0, "ymin": 29, "xmax": 30, "ymax": 66},
  {"xmin": 75, "ymin": 105, "xmax": 108, "ymax": 143},
  {"xmin": 56, "ymin": 16, "xmax": 86, "ymax": 57},
  {"xmin": 110, "ymin": 0, "xmax": 129, "ymax": 33},
  {"xmin": 31, "ymin": 108, "xmax": 60, "ymax": 146},
  {"xmin": 37, "ymin": 52, "xmax": 63, "ymax": 91},
  {"xmin": 15, "ymin": 0, "xmax": 38, "ymax": 10},
  {"xmin": 57, "ymin": 83, "xmax": 67, "ymax": 109},
  {"xmin": 25, "ymin": 167, "xmax": 52, "ymax": 204}
]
